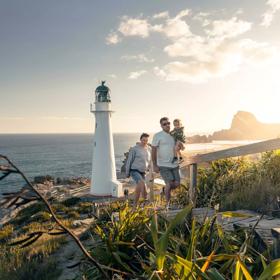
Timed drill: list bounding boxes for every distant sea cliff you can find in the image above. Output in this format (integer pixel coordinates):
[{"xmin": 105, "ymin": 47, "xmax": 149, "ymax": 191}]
[{"xmin": 188, "ymin": 111, "xmax": 280, "ymax": 143}]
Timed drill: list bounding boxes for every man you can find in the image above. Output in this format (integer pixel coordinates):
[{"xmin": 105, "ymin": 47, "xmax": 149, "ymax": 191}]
[
  {"xmin": 152, "ymin": 117, "xmax": 180, "ymax": 208},
  {"xmin": 125, "ymin": 133, "xmax": 151, "ymax": 208}
]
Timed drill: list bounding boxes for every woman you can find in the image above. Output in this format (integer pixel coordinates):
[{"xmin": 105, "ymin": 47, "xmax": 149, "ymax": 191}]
[{"xmin": 125, "ymin": 133, "xmax": 151, "ymax": 207}]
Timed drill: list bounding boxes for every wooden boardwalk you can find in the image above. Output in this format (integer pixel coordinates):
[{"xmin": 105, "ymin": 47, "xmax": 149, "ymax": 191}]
[{"xmin": 163, "ymin": 207, "xmax": 280, "ymax": 256}]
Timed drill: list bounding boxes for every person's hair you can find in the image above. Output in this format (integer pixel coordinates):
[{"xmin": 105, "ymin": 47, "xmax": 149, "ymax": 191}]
[
  {"xmin": 173, "ymin": 118, "xmax": 182, "ymax": 125},
  {"xmin": 140, "ymin": 133, "xmax": 149, "ymax": 140},
  {"xmin": 160, "ymin": 117, "xmax": 169, "ymax": 124}
]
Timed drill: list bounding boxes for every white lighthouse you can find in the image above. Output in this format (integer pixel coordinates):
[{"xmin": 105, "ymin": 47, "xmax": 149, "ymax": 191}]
[{"xmin": 90, "ymin": 81, "xmax": 123, "ymax": 197}]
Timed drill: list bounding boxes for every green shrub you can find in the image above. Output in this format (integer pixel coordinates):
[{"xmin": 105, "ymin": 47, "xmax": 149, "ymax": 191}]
[
  {"xmin": 88, "ymin": 203, "xmax": 152, "ymax": 277},
  {"xmin": 0, "ymin": 257, "xmax": 61, "ymax": 280},
  {"xmin": 52, "ymin": 203, "xmax": 68, "ymax": 213},
  {"xmin": 170, "ymin": 179, "xmax": 190, "ymax": 206},
  {"xmin": 67, "ymin": 210, "xmax": 80, "ymax": 219},
  {"xmin": 196, "ymin": 151, "xmax": 280, "ymax": 213},
  {"xmin": 11, "ymin": 202, "xmax": 46, "ymax": 227},
  {"xmin": 82, "ymin": 203, "xmax": 273, "ymax": 279},
  {"xmin": 77, "ymin": 202, "xmax": 93, "ymax": 214},
  {"xmin": 0, "ymin": 230, "xmax": 64, "ymax": 280},
  {"xmin": 62, "ymin": 197, "xmax": 81, "ymax": 207},
  {"xmin": 18, "ymin": 202, "xmax": 46, "ymax": 217},
  {"xmin": 0, "ymin": 225, "xmax": 13, "ymax": 243},
  {"xmin": 29, "ymin": 211, "xmax": 52, "ymax": 223}
]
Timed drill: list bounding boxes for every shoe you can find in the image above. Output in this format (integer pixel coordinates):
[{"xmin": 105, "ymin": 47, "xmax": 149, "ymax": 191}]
[{"xmin": 172, "ymin": 157, "xmax": 178, "ymax": 163}]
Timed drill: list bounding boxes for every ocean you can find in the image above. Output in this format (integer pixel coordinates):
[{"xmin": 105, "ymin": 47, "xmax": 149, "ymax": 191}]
[
  {"xmin": 0, "ymin": 133, "xmax": 251, "ymax": 196},
  {"xmin": 0, "ymin": 133, "xmax": 143, "ymax": 195}
]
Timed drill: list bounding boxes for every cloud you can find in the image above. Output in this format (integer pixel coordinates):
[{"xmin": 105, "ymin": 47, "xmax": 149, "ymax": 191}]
[
  {"xmin": 121, "ymin": 54, "xmax": 154, "ymax": 63},
  {"xmin": 118, "ymin": 17, "xmax": 150, "ymax": 38},
  {"xmin": 236, "ymin": 39, "xmax": 277, "ymax": 62},
  {"xmin": 107, "ymin": 6, "xmax": 278, "ymax": 83},
  {"xmin": 261, "ymin": 0, "xmax": 280, "ymax": 27},
  {"xmin": 206, "ymin": 17, "xmax": 252, "ymax": 39},
  {"xmin": 163, "ymin": 17, "xmax": 250, "ymax": 61},
  {"xmin": 174, "ymin": 9, "xmax": 191, "ymax": 20},
  {"xmin": 261, "ymin": 12, "xmax": 274, "ymax": 27},
  {"xmin": 128, "ymin": 70, "xmax": 147, "ymax": 80},
  {"xmin": 269, "ymin": 0, "xmax": 280, "ymax": 9},
  {"xmin": 157, "ymin": 11, "xmax": 276, "ymax": 83},
  {"xmin": 153, "ymin": 11, "xmax": 169, "ymax": 19},
  {"xmin": 108, "ymin": 9, "xmax": 191, "ymax": 41},
  {"xmin": 106, "ymin": 32, "xmax": 121, "ymax": 45},
  {"xmin": 152, "ymin": 9, "xmax": 191, "ymax": 38},
  {"xmin": 164, "ymin": 35, "xmax": 212, "ymax": 60},
  {"xmin": 108, "ymin": 10, "xmax": 251, "ymax": 44},
  {"xmin": 160, "ymin": 16, "xmax": 191, "ymax": 38},
  {"xmin": 154, "ymin": 56, "xmax": 243, "ymax": 84},
  {"xmin": 155, "ymin": 39, "xmax": 276, "ymax": 83},
  {"xmin": 192, "ymin": 12, "xmax": 211, "ymax": 27}
]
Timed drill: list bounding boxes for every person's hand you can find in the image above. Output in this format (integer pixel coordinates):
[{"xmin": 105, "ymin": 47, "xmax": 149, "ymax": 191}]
[{"xmin": 153, "ymin": 164, "xmax": 160, "ymax": 173}]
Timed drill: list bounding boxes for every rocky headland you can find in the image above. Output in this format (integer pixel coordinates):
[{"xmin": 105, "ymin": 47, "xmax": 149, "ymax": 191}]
[{"xmin": 187, "ymin": 111, "xmax": 280, "ymax": 143}]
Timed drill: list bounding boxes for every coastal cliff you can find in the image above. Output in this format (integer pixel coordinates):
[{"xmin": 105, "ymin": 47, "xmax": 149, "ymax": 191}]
[{"xmin": 188, "ymin": 111, "xmax": 280, "ymax": 142}]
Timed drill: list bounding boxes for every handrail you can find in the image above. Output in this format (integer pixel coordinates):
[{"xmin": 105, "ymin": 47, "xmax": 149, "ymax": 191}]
[
  {"xmin": 180, "ymin": 137, "xmax": 280, "ymax": 205},
  {"xmin": 182, "ymin": 138, "xmax": 280, "ymax": 166}
]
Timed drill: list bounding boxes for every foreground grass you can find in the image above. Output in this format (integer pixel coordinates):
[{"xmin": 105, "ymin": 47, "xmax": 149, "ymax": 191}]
[
  {"xmin": 79, "ymin": 202, "xmax": 280, "ymax": 279},
  {"xmin": 2, "ymin": 196, "xmax": 280, "ymax": 279},
  {"xmin": 0, "ymin": 225, "xmax": 64, "ymax": 280},
  {"xmin": 0, "ymin": 197, "xmax": 92, "ymax": 280}
]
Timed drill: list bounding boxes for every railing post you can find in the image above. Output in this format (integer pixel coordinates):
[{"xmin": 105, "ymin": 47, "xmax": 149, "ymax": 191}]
[
  {"xmin": 147, "ymin": 168, "xmax": 154, "ymax": 202},
  {"xmin": 149, "ymin": 179, "xmax": 154, "ymax": 202},
  {"xmin": 189, "ymin": 163, "xmax": 197, "ymax": 205}
]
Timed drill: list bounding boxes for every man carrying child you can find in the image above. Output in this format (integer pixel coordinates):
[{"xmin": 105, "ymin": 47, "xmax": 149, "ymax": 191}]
[{"xmin": 152, "ymin": 117, "xmax": 183, "ymax": 208}]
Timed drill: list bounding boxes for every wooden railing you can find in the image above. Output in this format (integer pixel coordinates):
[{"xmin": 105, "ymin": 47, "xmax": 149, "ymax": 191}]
[{"xmin": 181, "ymin": 138, "xmax": 280, "ymax": 204}]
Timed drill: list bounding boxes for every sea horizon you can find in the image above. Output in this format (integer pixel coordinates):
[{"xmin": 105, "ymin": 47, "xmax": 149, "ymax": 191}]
[{"xmin": 0, "ymin": 130, "xmax": 215, "ymax": 136}]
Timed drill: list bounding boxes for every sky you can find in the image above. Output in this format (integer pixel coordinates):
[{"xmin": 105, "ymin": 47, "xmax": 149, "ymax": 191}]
[{"xmin": 0, "ymin": 0, "xmax": 280, "ymax": 134}]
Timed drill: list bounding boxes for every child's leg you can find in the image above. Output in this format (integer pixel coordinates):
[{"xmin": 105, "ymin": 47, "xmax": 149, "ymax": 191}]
[
  {"xmin": 175, "ymin": 141, "xmax": 181, "ymax": 152},
  {"xmin": 178, "ymin": 141, "xmax": 185, "ymax": 150},
  {"xmin": 176, "ymin": 142, "xmax": 181, "ymax": 159},
  {"xmin": 172, "ymin": 141, "xmax": 180, "ymax": 163},
  {"xmin": 177, "ymin": 142, "xmax": 185, "ymax": 161}
]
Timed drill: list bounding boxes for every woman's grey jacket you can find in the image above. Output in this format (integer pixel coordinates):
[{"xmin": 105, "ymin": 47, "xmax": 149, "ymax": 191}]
[{"xmin": 125, "ymin": 144, "xmax": 151, "ymax": 177}]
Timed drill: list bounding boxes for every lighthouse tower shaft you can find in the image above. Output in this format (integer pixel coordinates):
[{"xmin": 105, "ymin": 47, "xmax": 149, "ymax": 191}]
[{"xmin": 90, "ymin": 82, "xmax": 122, "ymax": 197}]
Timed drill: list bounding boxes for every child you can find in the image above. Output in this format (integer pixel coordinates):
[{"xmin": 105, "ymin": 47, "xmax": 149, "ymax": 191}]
[{"xmin": 170, "ymin": 119, "xmax": 186, "ymax": 163}]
